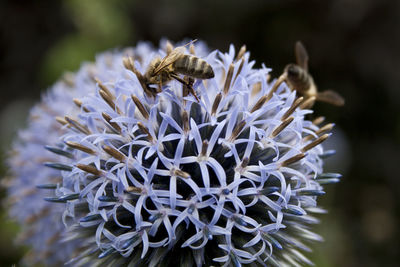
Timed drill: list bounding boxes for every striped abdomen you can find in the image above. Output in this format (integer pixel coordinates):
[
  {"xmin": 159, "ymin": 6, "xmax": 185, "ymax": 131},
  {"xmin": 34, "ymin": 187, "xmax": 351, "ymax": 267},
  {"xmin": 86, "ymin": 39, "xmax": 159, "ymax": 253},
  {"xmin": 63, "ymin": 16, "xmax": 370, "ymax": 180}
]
[{"xmin": 173, "ymin": 55, "xmax": 215, "ymax": 79}]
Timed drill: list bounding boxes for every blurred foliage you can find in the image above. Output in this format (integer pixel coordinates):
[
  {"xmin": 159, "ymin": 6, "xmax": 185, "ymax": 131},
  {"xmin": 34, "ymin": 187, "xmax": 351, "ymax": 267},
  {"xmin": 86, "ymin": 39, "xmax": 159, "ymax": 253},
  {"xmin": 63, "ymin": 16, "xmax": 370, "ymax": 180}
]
[
  {"xmin": 41, "ymin": 0, "xmax": 134, "ymax": 85},
  {"xmin": 0, "ymin": 0, "xmax": 399, "ymax": 266}
]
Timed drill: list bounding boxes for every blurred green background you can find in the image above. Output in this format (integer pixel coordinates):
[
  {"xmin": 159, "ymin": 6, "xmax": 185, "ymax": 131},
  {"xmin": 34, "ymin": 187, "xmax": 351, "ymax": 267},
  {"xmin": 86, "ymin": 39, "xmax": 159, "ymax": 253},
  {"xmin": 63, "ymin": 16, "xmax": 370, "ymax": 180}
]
[{"xmin": 0, "ymin": 0, "xmax": 399, "ymax": 266}]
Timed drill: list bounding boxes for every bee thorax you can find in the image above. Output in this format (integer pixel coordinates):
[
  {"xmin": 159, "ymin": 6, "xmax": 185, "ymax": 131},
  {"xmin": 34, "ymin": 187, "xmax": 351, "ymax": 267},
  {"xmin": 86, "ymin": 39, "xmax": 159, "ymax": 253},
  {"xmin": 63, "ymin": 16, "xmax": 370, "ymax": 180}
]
[{"xmin": 284, "ymin": 63, "xmax": 312, "ymax": 93}]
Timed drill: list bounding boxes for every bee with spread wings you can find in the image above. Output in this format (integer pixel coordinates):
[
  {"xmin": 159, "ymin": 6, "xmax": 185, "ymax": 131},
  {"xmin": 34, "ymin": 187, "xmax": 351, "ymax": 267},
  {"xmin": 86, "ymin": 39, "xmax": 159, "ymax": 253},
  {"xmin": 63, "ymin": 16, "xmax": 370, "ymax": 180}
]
[{"xmin": 283, "ymin": 41, "xmax": 345, "ymax": 108}]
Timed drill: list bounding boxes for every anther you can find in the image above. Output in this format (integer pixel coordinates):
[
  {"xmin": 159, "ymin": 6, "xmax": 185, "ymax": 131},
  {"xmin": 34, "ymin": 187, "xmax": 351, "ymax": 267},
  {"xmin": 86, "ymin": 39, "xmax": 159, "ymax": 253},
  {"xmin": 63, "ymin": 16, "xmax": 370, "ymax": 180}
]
[
  {"xmin": 73, "ymin": 98, "xmax": 90, "ymax": 112},
  {"xmin": 65, "ymin": 141, "xmax": 96, "ymax": 155},
  {"xmin": 137, "ymin": 122, "xmax": 154, "ymax": 142},
  {"xmin": 280, "ymin": 153, "xmax": 306, "ymax": 167},
  {"xmin": 131, "ymin": 95, "xmax": 149, "ymax": 119},
  {"xmin": 201, "ymin": 140, "xmax": 209, "ymax": 156},
  {"xmin": 230, "ymin": 120, "xmax": 246, "ymax": 141},
  {"xmin": 251, "ymin": 95, "xmax": 268, "ymax": 113},
  {"xmin": 235, "ymin": 45, "xmax": 246, "ymax": 62},
  {"xmin": 312, "ymin": 116, "xmax": 325, "ymax": 126},
  {"xmin": 303, "ymin": 123, "xmax": 334, "ymax": 141},
  {"xmin": 99, "ymin": 89, "xmax": 122, "ymax": 114},
  {"xmin": 102, "ymin": 145, "xmax": 126, "ymax": 162},
  {"xmin": 233, "ymin": 57, "xmax": 245, "ymax": 83},
  {"xmin": 123, "ymin": 57, "xmax": 154, "ymax": 98},
  {"xmin": 102, "ymin": 112, "xmax": 122, "ymax": 133},
  {"xmin": 64, "ymin": 116, "xmax": 91, "ymax": 135},
  {"xmin": 55, "ymin": 116, "xmax": 68, "ymax": 126},
  {"xmin": 299, "ymin": 96, "xmax": 316, "ymax": 110},
  {"xmin": 95, "ymin": 78, "xmax": 114, "ymax": 100},
  {"xmin": 302, "ymin": 133, "xmax": 331, "ymax": 152},
  {"xmin": 173, "ymin": 169, "xmax": 190, "ymax": 179},
  {"xmin": 281, "ymin": 97, "xmax": 304, "ymax": 121},
  {"xmin": 266, "ymin": 74, "xmax": 286, "ymax": 102},
  {"xmin": 76, "ymin": 164, "xmax": 103, "ymax": 176},
  {"xmin": 182, "ymin": 111, "xmax": 190, "ymax": 134},
  {"xmin": 270, "ymin": 117, "xmax": 294, "ymax": 138},
  {"xmin": 125, "ymin": 186, "xmax": 142, "ymax": 194},
  {"xmin": 223, "ymin": 63, "xmax": 235, "ymax": 95},
  {"xmin": 211, "ymin": 93, "xmax": 222, "ymax": 115}
]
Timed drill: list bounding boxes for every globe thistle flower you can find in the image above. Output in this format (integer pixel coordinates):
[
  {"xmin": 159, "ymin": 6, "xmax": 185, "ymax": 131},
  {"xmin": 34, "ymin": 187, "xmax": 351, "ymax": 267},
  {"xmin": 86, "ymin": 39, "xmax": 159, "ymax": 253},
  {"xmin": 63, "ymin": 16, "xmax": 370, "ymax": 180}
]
[
  {"xmin": 10, "ymin": 40, "xmax": 341, "ymax": 266},
  {"xmin": 4, "ymin": 42, "xmax": 157, "ymax": 265}
]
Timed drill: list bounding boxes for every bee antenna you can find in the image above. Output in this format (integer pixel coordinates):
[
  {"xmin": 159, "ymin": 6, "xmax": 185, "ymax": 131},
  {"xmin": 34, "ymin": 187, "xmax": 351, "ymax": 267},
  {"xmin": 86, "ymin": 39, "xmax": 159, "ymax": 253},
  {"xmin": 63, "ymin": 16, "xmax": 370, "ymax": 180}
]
[{"xmin": 183, "ymin": 39, "xmax": 198, "ymax": 48}]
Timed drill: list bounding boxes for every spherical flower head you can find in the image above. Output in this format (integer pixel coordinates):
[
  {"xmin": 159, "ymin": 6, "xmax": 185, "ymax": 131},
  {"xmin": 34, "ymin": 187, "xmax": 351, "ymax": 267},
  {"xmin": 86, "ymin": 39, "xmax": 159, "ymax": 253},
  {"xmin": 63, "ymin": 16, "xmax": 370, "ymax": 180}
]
[
  {"xmin": 4, "ymin": 43, "xmax": 156, "ymax": 265},
  {"xmin": 43, "ymin": 41, "xmax": 339, "ymax": 266}
]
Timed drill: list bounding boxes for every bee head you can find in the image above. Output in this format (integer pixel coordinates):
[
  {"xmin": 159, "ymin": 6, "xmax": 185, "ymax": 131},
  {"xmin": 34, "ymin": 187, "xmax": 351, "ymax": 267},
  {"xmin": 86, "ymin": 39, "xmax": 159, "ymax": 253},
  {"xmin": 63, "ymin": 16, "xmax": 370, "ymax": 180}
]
[{"xmin": 284, "ymin": 64, "xmax": 301, "ymax": 78}]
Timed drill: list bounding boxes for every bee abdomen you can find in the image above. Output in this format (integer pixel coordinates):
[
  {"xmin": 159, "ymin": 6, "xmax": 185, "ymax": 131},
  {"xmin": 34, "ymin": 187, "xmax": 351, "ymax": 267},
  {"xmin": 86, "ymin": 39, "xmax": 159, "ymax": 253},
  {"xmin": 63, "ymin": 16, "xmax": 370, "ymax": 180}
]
[{"xmin": 174, "ymin": 55, "xmax": 214, "ymax": 79}]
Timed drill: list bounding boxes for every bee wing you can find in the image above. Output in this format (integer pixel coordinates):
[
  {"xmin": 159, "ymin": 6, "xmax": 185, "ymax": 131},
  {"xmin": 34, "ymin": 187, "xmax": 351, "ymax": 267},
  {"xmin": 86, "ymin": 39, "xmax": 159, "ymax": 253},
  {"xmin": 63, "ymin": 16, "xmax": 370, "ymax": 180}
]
[
  {"xmin": 316, "ymin": 90, "xmax": 345, "ymax": 106},
  {"xmin": 153, "ymin": 49, "xmax": 183, "ymax": 75},
  {"xmin": 153, "ymin": 40, "xmax": 197, "ymax": 75},
  {"xmin": 295, "ymin": 41, "xmax": 309, "ymax": 71}
]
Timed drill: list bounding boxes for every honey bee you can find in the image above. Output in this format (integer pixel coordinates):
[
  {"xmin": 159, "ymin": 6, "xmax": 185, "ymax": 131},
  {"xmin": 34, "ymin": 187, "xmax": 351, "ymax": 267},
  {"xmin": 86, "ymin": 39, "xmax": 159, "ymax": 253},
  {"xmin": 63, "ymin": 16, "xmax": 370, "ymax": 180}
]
[
  {"xmin": 144, "ymin": 40, "xmax": 215, "ymax": 102},
  {"xmin": 283, "ymin": 41, "xmax": 345, "ymax": 108}
]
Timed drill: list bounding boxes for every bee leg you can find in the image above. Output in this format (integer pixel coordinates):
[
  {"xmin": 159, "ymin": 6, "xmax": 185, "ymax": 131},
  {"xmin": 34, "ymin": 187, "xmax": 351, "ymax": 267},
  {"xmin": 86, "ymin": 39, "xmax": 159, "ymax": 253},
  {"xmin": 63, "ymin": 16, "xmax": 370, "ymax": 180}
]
[
  {"xmin": 157, "ymin": 80, "xmax": 162, "ymax": 93},
  {"xmin": 170, "ymin": 73, "xmax": 200, "ymax": 102},
  {"xmin": 184, "ymin": 77, "xmax": 198, "ymax": 101}
]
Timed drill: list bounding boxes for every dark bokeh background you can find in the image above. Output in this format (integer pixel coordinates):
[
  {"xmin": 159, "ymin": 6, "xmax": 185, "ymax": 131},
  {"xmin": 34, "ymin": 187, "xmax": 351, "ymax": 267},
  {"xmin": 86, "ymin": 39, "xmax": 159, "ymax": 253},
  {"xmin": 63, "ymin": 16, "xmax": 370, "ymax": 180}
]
[{"xmin": 1, "ymin": 0, "xmax": 399, "ymax": 266}]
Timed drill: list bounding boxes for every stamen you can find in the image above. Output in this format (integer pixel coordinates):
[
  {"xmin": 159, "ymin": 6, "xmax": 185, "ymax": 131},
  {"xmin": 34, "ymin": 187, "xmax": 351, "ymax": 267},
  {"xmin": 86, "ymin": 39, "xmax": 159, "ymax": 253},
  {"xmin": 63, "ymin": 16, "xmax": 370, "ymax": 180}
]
[
  {"xmin": 123, "ymin": 57, "xmax": 154, "ymax": 97},
  {"xmin": 271, "ymin": 117, "xmax": 294, "ymax": 138},
  {"xmin": 102, "ymin": 112, "xmax": 122, "ymax": 133},
  {"xmin": 99, "ymin": 89, "xmax": 122, "ymax": 114},
  {"xmin": 280, "ymin": 153, "xmax": 306, "ymax": 167},
  {"xmin": 301, "ymin": 133, "xmax": 331, "ymax": 152},
  {"xmin": 76, "ymin": 164, "xmax": 103, "ymax": 176},
  {"xmin": 73, "ymin": 98, "xmax": 90, "ymax": 112},
  {"xmin": 173, "ymin": 169, "xmax": 190, "ymax": 179},
  {"xmin": 125, "ymin": 186, "xmax": 142, "ymax": 194},
  {"xmin": 55, "ymin": 116, "xmax": 68, "ymax": 126},
  {"xmin": 312, "ymin": 116, "xmax": 325, "ymax": 126},
  {"xmin": 230, "ymin": 120, "xmax": 246, "ymax": 141},
  {"xmin": 65, "ymin": 141, "xmax": 96, "ymax": 155},
  {"xmin": 233, "ymin": 57, "xmax": 245, "ymax": 83},
  {"xmin": 95, "ymin": 78, "xmax": 114, "ymax": 100},
  {"xmin": 182, "ymin": 110, "xmax": 190, "ymax": 134},
  {"xmin": 299, "ymin": 96, "xmax": 316, "ymax": 110},
  {"xmin": 251, "ymin": 95, "xmax": 268, "ymax": 113},
  {"xmin": 64, "ymin": 116, "xmax": 91, "ymax": 135},
  {"xmin": 131, "ymin": 95, "xmax": 149, "ymax": 119},
  {"xmin": 251, "ymin": 82, "xmax": 262, "ymax": 97},
  {"xmin": 235, "ymin": 45, "xmax": 246, "ymax": 62},
  {"xmin": 137, "ymin": 122, "xmax": 154, "ymax": 142},
  {"xmin": 304, "ymin": 123, "xmax": 334, "ymax": 141},
  {"xmin": 211, "ymin": 93, "xmax": 222, "ymax": 115},
  {"xmin": 281, "ymin": 97, "xmax": 304, "ymax": 121},
  {"xmin": 201, "ymin": 140, "xmax": 209, "ymax": 156},
  {"xmin": 102, "ymin": 145, "xmax": 126, "ymax": 162},
  {"xmin": 241, "ymin": 157, "xmax": 249, "ymax": 168},
  {"xmin": 266, "ymin": 74, "xmax": 286, "ymax": 102},
  {"xmin": 223, "ymin": 63, "xmax": 235, "ymax": 95}
]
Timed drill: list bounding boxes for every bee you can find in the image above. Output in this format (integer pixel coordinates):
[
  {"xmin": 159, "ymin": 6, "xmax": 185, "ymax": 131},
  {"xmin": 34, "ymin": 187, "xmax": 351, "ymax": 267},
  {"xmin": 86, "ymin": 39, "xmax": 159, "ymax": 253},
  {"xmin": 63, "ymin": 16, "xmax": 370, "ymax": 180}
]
[
  {"xmin": 144, "ymin": 40, "xmax": 215, "ymax": 102},
  {"xmin": 283, "ymin": 41, "xmax": 345, "ymax": 108}
]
